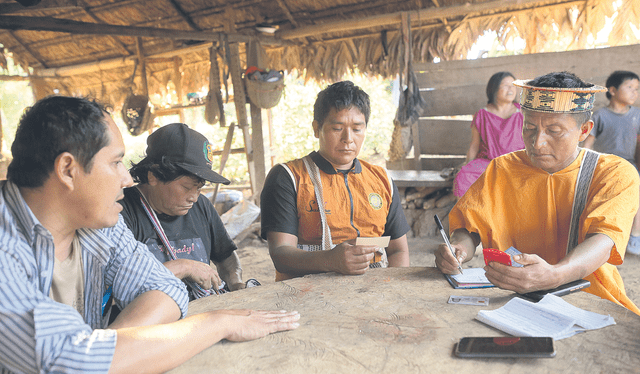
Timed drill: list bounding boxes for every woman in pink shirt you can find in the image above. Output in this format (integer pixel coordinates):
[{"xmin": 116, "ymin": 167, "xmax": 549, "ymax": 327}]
[{"xmin": 453, "ymin": 72, "xmax": 525, "ymax": 198}]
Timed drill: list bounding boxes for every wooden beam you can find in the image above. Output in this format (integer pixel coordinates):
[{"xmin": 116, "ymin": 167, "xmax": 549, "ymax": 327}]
[
  {"xmin": 35, "ymin": 42, "xmax": 215, "ymax": 77},
  {"xmin": 33, "ymin": 33, "xmax": 295, "ymax": 78},
  {"xmin": 0, "ymin": 75, "xmax": 29, "ymax": 81},
  {"xmin": 274, "ymin": 0, "xmax": 299, "ymax": 28},
  {"xmin": 81, "ymin": 6, "xmax": 131, "ymax": 56},
  {"xmin": 135, "ymin": 37, "xmax": 149, "ymax": 97},
  {"xmin": 166, "ymin": 0, "xmax": 201, "ymax": 31},
  {"xmin": 5, "ymin": 31, "xmax": 46, "ymax": 67},
  {"xmin": 277, "ymin": 0, "xmax": 579, "ymax": 39},
  {"xmin": 0, "ymin": 14, "xmax": 255, "ymax": 43},
  {"xmin": 0, "ymin": 0, "xmax": 79, "ymax": 14}
]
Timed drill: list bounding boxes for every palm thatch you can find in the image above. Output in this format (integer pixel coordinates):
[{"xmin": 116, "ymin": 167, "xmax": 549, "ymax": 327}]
[{"xmin": 0, "ymin": 0, "xmax": 638, "ymax": 111}]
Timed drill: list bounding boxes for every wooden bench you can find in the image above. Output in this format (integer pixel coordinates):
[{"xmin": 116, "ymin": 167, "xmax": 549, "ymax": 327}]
[
  {"xmin": 387, "ymin": 169, "xmax": 451, "ymax": 188},
  {"xmin": 387, "ymin": 118, "xmax": 471, "ymax": 189}
]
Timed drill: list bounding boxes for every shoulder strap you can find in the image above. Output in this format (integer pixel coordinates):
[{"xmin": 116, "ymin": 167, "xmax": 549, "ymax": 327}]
[
  {"xmin": 302, "ymin": 155, "xmax": 333, "ymax": 251},
  {"xmin": 566, "ymin": 149, "xmax": 600, "ymax": 254},
  {"xmin": 381, "ymin": 166, "xmax": 395, "ymax": 197},
  {"xmin": 280, "ymin": 163, "xmax": 297, "ymax": 193}
]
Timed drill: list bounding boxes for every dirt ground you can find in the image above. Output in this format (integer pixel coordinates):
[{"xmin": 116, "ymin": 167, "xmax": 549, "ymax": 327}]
[{"xmin": 235, "ymin": 232, "xmax": 640, "ymax": 307}]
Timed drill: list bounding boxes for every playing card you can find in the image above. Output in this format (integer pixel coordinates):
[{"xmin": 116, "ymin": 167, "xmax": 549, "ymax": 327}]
[
  {"xmin": 505, "ymin": 246, "xmax": 524, "ymax": 268},
  {"xmin": 448, "ymin": 295, "xmax": 490, "ymax": 306},
  {"xmin": 356, "ymin": 236, "xmax": 390, "ymax": 248}
]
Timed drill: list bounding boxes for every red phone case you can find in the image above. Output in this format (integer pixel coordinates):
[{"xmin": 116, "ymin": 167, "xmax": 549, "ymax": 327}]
[{"xmin": 483, "ymin": 248, "xmax": 512, "ymax": 266}]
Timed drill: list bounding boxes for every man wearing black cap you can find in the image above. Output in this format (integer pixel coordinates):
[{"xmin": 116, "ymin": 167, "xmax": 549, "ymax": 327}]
[
  {"xmin": 0, "ymin": 97, "xmax": 299, "ymax": 374},
  {"xmin": 119, "ymin": 122, "xmax": 246, "ymax": 297}
]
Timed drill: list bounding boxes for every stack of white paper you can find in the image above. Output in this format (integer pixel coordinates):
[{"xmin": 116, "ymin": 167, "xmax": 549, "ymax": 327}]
[{"xmin": 476, "ymin": 294, "xmax": 615, "ymax": 340}]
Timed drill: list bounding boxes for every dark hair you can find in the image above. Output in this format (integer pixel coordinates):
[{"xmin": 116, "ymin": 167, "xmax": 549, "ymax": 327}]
[
  {"xmin": 486, "ymin": 72, "xmax": 515, "ymax": 104},
  {"xmin": 527, "ymin": 71, "xmax": 593, "ymax": 126},
  {"xmin": 7, "ymin": 96, "xmax": 110, "ymax": 188},
  {"xmin": 605, "ymin": 70, "xmax": 639, "ymax": 100},
  {"xmin": 313, "ymin": 81, "xmax": 370, "ymax": 128},
  {"xmin": 129, "ymin": 156, "xmax": 205, "ymax": 185}
]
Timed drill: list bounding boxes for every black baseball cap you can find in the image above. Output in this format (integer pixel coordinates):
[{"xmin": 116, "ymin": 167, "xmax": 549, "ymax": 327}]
[{"xmin": 146, "ymin": 123, "xmax": 230, "ymax": 185}]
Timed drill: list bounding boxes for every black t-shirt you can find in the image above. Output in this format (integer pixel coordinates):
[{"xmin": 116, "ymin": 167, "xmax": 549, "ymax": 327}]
[
  {"xmin": 260, "ymin": 152, "xmax": 410, "ymax": 240},
  {"xmin": 119, "ymin": 187, "xmax": 237, "ymax": 266}
]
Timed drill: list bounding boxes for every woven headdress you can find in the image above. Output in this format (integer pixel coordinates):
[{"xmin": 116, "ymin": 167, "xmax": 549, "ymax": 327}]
[{"xmin": 513, "ymin": 79, "xmax": 607, "ymax": 113}]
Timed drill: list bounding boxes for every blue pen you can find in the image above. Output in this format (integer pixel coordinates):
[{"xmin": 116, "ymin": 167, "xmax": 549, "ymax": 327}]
[{"xmin": 434, "ymin": 214, "xmax": 464, "ymax": 274}]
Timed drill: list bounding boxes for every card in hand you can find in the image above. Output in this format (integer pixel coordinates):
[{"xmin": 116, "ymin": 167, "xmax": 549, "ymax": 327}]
[
  {"xmin": 448, "ymin": 295, "xmax": 490, "ymax": 306},
  {"xmin": 504, "ymin": 246, "xmax": 524, "ymax": 267},
  {"xmin": 483, "ymin": 247, "xmax": 524, "ymax": 267},
  {"xmin": 483, "ymin": 248, "xmax": 512, "ymax": 266}
]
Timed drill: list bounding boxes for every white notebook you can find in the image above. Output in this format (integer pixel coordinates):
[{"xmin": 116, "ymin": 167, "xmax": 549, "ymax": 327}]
[{"xmin": 476, "ymin": 294, "xmax": 615, "ymax": 340}]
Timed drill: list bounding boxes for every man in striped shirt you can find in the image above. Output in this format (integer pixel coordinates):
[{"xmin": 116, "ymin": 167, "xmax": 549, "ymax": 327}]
[{"xmin": 0, "ymin": 96, "xmax": 299, "ymax": 373}]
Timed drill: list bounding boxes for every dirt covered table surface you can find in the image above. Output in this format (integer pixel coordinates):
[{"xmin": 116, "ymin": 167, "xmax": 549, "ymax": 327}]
[{"xmin": 169, "ymin": 266, "xmax": 640, "ymax": 374}]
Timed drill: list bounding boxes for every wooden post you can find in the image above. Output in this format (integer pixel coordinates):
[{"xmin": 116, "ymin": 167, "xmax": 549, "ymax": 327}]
[
  {"xmin": 209, "ymin": 46, "xmax": 225, "ymax": 127},
  {"xmin": 224, "ymin": 6, "xmax": 257, "ymax": 196},
  {"xmin": 0, "ymin": 104, "xmax": 3, "ymax": 157},
  {"xmin": 135, "ymin": 37, "xmax": 148, "ymax": 96},
  {"xmin": 247, "ymin": 40, "xmax": 269, "ymax": 205},
  {"xmin": 400, "ymin": 12, "xmax": 420, "ymax": 170},
  {"xmin": 135, "ymin": 37, "xmax": 152, "ymax": 134},
  {"xmin": 211, "ymin": 122, "xmax": 236, "ymax": 206},
  {"xmin": 173, "ymin": 56, "xmax": 185, "ymax": 123},
  {"xmin": 267, "ymin": 108, "xmax": 275, "ymax": 167}
]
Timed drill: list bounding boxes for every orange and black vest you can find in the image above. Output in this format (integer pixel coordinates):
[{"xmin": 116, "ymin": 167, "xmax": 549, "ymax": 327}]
[{"xmin": 282, "ymin": 155, "xmax": 393, "ymax": 248}]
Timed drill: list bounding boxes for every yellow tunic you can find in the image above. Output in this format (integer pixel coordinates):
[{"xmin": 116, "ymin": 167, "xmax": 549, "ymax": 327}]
[{"xmin": 450, "ymin": 149, "xmax": 640, "ymax": 314}]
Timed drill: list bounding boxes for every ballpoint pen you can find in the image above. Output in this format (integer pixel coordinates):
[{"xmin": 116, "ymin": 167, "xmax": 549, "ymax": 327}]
[{"xmin": 434, "ymin": 214, "xmax": 464, "ymax": 274}]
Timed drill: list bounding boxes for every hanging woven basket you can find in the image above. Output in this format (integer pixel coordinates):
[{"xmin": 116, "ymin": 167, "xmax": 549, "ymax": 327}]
[
  {"xmin": 122, "ymin": 94, "xmax": 154, "ymax": 136},
  {"xmin": 244, "ymin": 75, "xmax": 284, "ymax": 109}
]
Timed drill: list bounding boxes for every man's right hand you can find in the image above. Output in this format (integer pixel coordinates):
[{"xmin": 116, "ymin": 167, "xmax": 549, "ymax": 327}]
[
  {"xmin": 164, "ymin": 259, "xmax": 222, "ymax": 290},
  {"xmin": 434, "ymin": 243, "xmax": 466, "ymax": 274},
  {"xmin": 327, "ymin": 240, "xmax": 377, "ymax": 275},
  {"xmin": 219, "ymin": 310, "xmax": 301, "ymax": 342}
]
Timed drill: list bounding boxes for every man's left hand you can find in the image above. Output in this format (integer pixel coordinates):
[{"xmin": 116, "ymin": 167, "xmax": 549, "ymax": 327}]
[{"xmin": 483, "ymin": 253, "xmax": 561, "ymax": 293}]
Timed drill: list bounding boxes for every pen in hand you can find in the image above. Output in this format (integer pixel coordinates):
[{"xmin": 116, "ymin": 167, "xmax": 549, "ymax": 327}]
[{"xmin": 433, "ymin": 214, "xmax": 464, "ymax": 274}]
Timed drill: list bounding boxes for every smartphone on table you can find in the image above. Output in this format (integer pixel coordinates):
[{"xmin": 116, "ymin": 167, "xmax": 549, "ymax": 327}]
[
  {"xmin": 518, "ymin": 279, "xmax": 591, "ymax": 302},
  {"xmin": 454, "ymin": 337, "xmax": 556, "ymax": 358}
]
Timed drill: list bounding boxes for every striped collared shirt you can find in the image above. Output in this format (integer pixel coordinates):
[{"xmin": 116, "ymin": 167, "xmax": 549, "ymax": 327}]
[{"xmin": 0, "ymin": 180, "xmax": 188, "ymax": 373}]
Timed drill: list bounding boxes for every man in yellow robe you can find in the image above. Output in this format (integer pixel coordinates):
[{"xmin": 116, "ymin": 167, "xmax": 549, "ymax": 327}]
[{"xmin": 435, "ymin": 72, "xmax": 640, "ymax": 315}]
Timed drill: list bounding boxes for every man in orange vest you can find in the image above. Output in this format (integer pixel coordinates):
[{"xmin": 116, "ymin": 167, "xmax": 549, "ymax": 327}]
[{"xmin": 261, "ymin": 81, "xmax": 410, "ymax": 281}]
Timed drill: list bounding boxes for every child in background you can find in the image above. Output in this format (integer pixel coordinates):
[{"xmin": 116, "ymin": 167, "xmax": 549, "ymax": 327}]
[{"xmin": 583, "ymin": 70, "xmax": 640, "ymax": 254}]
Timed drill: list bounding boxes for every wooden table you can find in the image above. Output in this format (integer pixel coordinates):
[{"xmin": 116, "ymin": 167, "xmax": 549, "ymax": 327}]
[{"xmin": 169, "ymin": 267, "xmax": 640, "ymax": 374}]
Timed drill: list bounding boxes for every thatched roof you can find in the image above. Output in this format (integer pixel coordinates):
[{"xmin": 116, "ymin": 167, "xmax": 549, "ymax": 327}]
[{"xmin": 0, "ymin": 0, "xmax": 638, "ymax": 109}]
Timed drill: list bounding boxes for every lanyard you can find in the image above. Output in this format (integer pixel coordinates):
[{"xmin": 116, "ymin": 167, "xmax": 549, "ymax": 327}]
[{"xmin": 136, "ymin": 187, "xmax": 219, "ymax": 297}]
